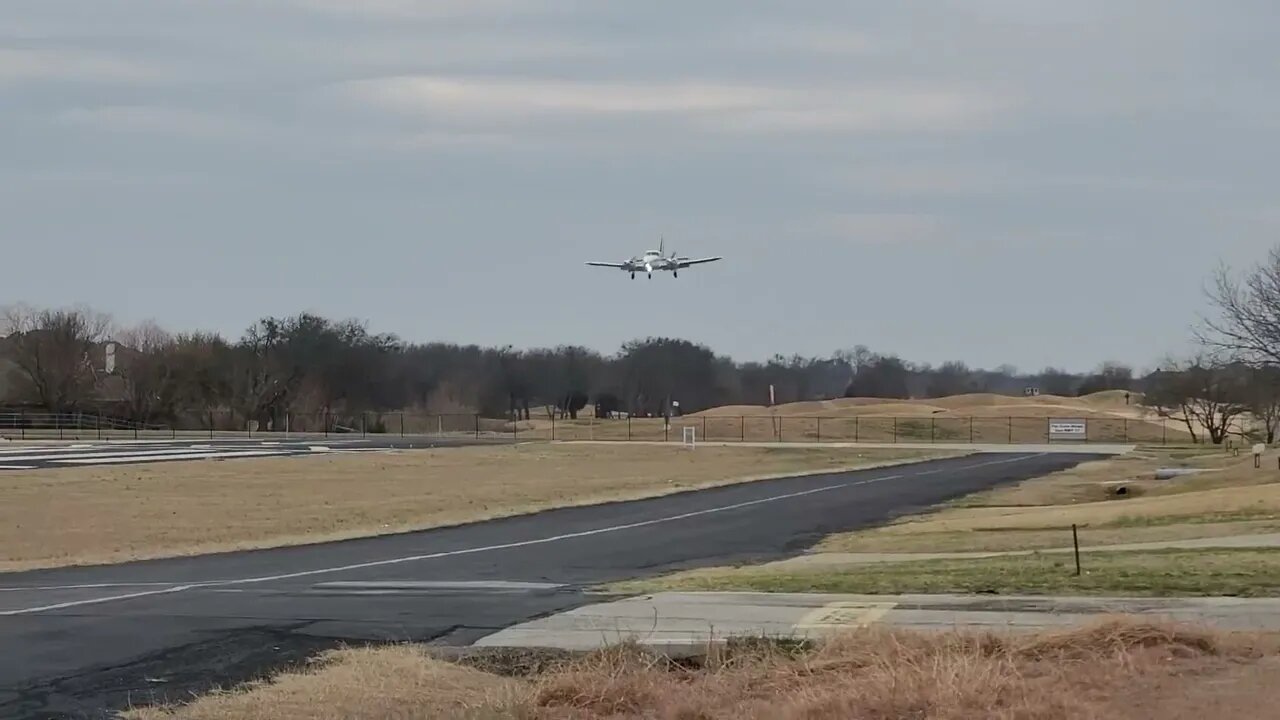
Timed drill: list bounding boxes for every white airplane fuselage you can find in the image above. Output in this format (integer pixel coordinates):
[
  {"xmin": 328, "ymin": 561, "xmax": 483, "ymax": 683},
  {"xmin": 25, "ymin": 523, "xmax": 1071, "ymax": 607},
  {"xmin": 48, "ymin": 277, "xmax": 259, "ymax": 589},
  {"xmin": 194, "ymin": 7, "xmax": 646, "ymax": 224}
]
[
  {"xmin": 584, "ymin": 239, "xmax": 721, "ymax": 279},
  {"xmin": 622, "ymin": 252, "xmax": 674, "ymax": 278}
]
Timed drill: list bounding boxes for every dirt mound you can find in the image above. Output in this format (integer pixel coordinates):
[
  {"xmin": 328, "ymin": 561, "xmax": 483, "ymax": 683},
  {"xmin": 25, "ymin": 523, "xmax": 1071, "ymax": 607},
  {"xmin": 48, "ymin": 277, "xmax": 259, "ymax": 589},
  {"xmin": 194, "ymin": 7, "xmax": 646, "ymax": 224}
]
[{"xmin": 693, "ymin": 391, "xmax": 1165, "ymax": 423}]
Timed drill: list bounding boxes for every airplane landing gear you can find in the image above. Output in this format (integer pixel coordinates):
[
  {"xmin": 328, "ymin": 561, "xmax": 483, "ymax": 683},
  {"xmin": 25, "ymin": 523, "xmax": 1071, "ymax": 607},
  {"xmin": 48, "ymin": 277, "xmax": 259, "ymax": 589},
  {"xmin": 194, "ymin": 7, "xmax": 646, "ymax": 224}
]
[{"xmin": 630, "ymin": 272, "xmax": 635, "ymax": 279}]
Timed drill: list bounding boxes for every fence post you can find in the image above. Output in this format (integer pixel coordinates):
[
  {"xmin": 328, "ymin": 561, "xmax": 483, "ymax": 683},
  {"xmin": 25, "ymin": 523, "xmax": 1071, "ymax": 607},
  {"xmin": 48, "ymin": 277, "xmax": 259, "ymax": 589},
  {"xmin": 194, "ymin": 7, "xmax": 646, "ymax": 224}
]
[
  {"xmin": 1163, "ymin": 418, "xmax": 1167, "ymax": 445},
  {"xmin": 931, "ymin": 417, "xmax": 936, "ymax": 443},
  {"xmin": 475, "ymin": 414, "xmax": 480, "ymax": 440},
  {"xmin": 816, "ymin": 417, "xmax": 822, "ymax": 443},
  {"xmin": 854, "ymin": 416, "xmax": 859, "ymax": 443},
  {"xmin": 553, "ymin": 414, "xmax": 558, "ymax": 441},
  {"xmin": 1072, "ymin": 524, "xmax": 1082, "ymax": 576},
  {"xmin": 663, "ymin": 417, "xmax": 668, "ymax": 443},
  {"xmin": 97, "ymin": 414, "xmax": 102, "ymax": 441},
  {"xmin": 703, "ymin": 416, "xmax": 708, "ymax": 442},
  {"xmin": 893, "ymin": 417, "xmax": 898, "ymax": 443},
  {"xmin": 400, "ymin": 412, "xmax": 405, "ymax": 438},
  {"xmin": 1008, "ymin": 417, "xmax": 1013, "ymax": 444},
  {"xmin": 778, "ymin": 416, "xmax": 784, "ymax": 443},
  {"xmin": 628, "ymin": 416, "xmax": 632, "ymax": 441},
  {"xmin": 362, "ymin": 413, "xmax": 367, "ymax": 438},
  {"xmin": 209, "ymin": 411, "xmax": 214, "ymax": 440},
  {"xmin": 58, "ymin": 413, "xmax": 63, "ymax": 440},
  {"xmin": 969, "ymin": 416, "xmax": 974, "ymax": 443},
  {"xmin": 1123, "ymin": 418, "xmax": 1128, "ymax": 443},
  {"xmin": 740, "ymin": 416, "xmax": 745, "ymax": 442},
  {"xmin": 20, "ymin": 409, "xmax": 24, "ymax": 440}
]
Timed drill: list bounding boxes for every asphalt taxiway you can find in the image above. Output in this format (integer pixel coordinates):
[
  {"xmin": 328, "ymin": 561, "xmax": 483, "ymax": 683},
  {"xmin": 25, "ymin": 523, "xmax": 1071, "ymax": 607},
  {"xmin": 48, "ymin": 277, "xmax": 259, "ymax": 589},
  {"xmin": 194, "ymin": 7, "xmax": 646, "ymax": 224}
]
[{"xmin": 0, "ymin": 451, "xmax": 1102, "ymax": 719}]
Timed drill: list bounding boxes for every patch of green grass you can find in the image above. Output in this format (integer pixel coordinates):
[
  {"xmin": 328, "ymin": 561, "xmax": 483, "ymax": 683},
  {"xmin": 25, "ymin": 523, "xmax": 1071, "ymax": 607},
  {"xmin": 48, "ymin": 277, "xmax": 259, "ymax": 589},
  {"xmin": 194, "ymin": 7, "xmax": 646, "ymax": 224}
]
[
  {"xmin": 609, "ymin": 549, "xmax": 1280, "ymax": 598},
  {"xmin": 815, "ymin": 519, "xmax": 1280, "ymax": 554},
  {"xmin": 1098, "ymin": 508, "xmax": 1280, "ymax": 528}
]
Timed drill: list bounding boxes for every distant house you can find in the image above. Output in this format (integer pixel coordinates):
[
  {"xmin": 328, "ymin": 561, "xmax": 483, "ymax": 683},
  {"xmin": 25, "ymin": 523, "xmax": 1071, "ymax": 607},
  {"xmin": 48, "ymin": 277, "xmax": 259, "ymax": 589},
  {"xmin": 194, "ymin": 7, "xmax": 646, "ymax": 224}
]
[{"xmin": 0, "ymin": 333, "xmax": 132, "ymax": 410}]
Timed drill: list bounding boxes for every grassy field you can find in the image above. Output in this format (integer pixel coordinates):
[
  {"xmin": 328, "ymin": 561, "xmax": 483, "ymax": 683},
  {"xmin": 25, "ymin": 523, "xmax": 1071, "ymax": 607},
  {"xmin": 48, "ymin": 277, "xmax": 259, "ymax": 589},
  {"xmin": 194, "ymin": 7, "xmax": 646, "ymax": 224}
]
[
  {"xmin": 0, "ymin": 444, "xmax": 952, "ymax": 572},
  {"xmin": 816, "ymin": 446, "xmax": 1278, "ymax": 554},
  {"xmin": 609, "ymin": 548, "xmax": 1280, "ymax": 597},
  {"xmin": 603, "ymin": 446, "xmax": 1280, "ymax": 598},
  {"xmin": 123, "ymin": 619, "xmax": 1280, "ymax": 720}
]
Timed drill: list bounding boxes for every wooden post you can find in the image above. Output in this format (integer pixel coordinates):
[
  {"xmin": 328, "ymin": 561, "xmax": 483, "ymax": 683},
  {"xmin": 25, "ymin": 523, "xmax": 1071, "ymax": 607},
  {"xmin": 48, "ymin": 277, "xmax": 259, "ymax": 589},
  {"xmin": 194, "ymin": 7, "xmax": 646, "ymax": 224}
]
[{"xmin": 1072, "ymin": 524, "xmax": 1082, "ymax": 576}]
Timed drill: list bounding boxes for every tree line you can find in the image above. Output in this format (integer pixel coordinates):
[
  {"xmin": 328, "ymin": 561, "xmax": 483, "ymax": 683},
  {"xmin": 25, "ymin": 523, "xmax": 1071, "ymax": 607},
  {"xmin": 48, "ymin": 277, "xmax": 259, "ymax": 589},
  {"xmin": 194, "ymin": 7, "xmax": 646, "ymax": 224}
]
[
  {"xmin": 0, "ymin": 303, "xmax": 1150, "ymax": 429},
  {"xmin": 1135, "ymin": 243, "xmax": 1280, "ymax": 444}
]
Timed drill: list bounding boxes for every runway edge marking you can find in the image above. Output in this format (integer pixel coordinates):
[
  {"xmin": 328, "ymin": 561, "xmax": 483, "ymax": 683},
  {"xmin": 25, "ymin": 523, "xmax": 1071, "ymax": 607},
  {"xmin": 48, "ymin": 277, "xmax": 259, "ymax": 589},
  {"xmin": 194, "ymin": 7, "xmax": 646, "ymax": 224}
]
[{"xmin": 0, "ymin": 453, "xmax": 1044, "ymax": 616}]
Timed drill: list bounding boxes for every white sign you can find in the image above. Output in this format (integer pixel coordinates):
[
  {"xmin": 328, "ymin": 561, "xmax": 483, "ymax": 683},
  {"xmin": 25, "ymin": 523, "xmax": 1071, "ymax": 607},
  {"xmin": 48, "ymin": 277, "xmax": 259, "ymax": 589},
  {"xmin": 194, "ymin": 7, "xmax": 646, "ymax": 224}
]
[{"xmin": 1048, "ymin": 418, "xmax": 1087, "ymax": 440}]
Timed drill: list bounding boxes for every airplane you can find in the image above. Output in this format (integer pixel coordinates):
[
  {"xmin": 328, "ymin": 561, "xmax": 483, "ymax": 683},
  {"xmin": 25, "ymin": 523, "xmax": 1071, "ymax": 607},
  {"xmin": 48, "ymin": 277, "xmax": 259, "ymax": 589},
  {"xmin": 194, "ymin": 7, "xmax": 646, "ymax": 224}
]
[{"xmin": 585, "ymin": 238, "xmax": 722, "ymax": 280}]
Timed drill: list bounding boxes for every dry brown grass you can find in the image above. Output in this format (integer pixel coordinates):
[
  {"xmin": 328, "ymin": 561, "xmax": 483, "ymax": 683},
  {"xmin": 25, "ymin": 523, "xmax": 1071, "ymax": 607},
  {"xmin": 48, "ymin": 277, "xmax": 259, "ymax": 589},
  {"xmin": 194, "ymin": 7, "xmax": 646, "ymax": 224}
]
[
  {"xmin": 506, "ymin": 390, "xmax": 1198, "ymax": 443},
  {"xmin": 123, "ymin": 644, "xmax": 524, "ymax": 720},
  {"xmin": 0, "ymin": 444, "xmax": 948, "ymax": 572},
  {"xmin": 124, "ymin": 618, "xmax": 1280, "ymax": 720}
]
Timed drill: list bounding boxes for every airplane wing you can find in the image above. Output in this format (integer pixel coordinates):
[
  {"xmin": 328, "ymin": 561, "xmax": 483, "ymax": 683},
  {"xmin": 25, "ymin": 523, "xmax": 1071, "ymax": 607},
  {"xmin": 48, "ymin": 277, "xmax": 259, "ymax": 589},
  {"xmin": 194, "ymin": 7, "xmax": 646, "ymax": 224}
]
[
  {"xmin": 676, "ymin": 257, "xmax": 722, "ymax": 268},
  {"xmin": 585, "ymin": 262, "xmax": 627, "ymax": 268}
]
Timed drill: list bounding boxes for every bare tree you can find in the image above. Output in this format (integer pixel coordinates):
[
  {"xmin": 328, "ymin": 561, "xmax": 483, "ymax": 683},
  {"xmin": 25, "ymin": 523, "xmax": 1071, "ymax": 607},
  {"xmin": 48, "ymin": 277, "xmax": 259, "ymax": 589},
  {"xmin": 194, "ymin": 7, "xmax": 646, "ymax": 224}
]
[
  {"xmin": 1244, "ymin": 366, "xmax": 1280, "ymax": 443},
  {"xmin": 114, "ymin": 321, "xmax": 179, "ymax": 423},
  {"xmin": 1, "ymin": 305, "xmax": 111, "ymax": 411},
  {"xmin": 1201, "ymin": 247, "xmax": 1280, "ymax": 366},
  {"xmin": 1143, "ymin": 355, "xmax": 1249, "ymax": 444}
]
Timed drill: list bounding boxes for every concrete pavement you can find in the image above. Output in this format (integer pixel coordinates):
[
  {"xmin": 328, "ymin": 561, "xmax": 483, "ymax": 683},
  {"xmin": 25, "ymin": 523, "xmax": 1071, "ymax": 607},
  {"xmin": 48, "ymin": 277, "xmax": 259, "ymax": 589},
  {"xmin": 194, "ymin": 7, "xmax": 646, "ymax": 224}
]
[{"xmin": 476, "ymin": 591, "xmax": 1280, "ymax": 651}]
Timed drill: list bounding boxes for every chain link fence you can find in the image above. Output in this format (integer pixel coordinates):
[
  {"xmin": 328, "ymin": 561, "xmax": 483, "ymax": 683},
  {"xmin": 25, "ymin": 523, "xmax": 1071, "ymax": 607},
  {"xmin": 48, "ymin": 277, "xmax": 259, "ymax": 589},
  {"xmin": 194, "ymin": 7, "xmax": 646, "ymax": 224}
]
[{"xmin": 0, "ymin": 410, "xmax": 1189, "ymax": 445}]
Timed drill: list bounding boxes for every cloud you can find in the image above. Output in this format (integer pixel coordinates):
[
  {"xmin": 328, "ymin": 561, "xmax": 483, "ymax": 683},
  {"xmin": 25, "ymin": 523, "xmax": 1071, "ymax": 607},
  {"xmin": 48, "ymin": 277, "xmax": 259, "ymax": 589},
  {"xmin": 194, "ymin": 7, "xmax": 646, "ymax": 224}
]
[
  {"xmin": 0, "ymin": 168, "xmax": 208, "ymax": 191},
  {"xmin": 342, "ymin": 75, "xmax": 773, "ymax": 117},
  {"xmin": 55, "ymin": 105, "xmax": 259, "ymax": 139},
  {"xmin": 809, "ymin": 213, "xmax": 945, "ymax": 244},
  {"xmin": 274, "ymin": 0, "xmax": 580, "ymax": 19},
  {"xmin": 339, "ymin": 74, "xmax": 1010, "ymax": 138},
  {"xmin": 0, "ymin": 47, "xmax": 166, "ymax": 85},
  {"xmin": 707, "ymin": 89, "xmax": 1011, "ymax": 135}
]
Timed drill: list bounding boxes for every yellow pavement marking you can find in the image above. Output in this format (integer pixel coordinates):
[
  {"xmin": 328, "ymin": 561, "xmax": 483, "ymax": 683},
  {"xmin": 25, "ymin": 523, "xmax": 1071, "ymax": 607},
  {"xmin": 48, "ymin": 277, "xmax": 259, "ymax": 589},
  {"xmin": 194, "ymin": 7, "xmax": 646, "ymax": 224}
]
[{"xmin": 794, "ymin": 600, "xmax": 898, "ymax": 631}]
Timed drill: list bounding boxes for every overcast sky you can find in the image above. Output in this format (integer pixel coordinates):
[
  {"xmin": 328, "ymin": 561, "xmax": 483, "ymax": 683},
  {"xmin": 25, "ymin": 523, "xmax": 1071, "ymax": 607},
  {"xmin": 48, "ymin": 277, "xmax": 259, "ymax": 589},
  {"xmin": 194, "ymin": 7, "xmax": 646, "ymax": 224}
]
[{"xmin": 3, "ymin": 1, "xmax": 1277, "ymax": 373}]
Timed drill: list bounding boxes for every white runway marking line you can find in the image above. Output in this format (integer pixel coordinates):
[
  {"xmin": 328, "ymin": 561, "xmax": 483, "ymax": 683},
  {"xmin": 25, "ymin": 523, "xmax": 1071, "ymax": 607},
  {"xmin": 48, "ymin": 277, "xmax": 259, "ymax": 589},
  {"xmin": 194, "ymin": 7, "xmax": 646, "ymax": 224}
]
[
  {"xmin": 1, "ymin": 585, "xmax": 196, "ymax": 615},
  {"xmin": 0, "ymin": 446, "xmax": 112, "ymax": 456},
  {"xmin": 312, "ymin": 580, "xmax": 567, "ymax": 591},
  {"xmin": 54, "ymin": 449, "xmax": 293, "ymax": 465},
  {"xmin": 0, "ymin": 465, "xmax": 36, "ymax": 470},
  {"xmin": 0, "ymin": 582, "xmax": 180, "ymax": 592},
  {"xmin": 0, "ymin": 447, "xmax": 271, "ymax": 463},
  {"xmin": 0, "ymin": 453, "xmax": 1042, "ymax": 616}
]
